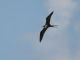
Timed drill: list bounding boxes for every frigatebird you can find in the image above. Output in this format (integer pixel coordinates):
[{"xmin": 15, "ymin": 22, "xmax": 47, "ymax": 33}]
[{"xmin": 40, "ymin": 11, "xmax": 57, "ymax": 42}]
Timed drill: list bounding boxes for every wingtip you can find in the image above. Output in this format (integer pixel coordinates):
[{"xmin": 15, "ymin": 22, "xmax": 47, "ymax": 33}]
[
  {"xmin": 39, "ymin": 41, "xmax": 41, "ymax": 43},
  {"xmin": 50, "ymin": 11, "xmax": 54, "ymax": 15},
  {"xmin": 52, "ymin": 11, "xmax": 54, "ymax": 13},
  {"xmin": 40, "ymin": 39, "xmax": 42, "ymax": 42}
]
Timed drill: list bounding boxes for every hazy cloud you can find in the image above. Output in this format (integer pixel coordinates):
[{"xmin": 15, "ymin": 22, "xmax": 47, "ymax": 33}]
[{"xmin": 18, "ymin": 0, "xmax": 80, "ymax": 60}]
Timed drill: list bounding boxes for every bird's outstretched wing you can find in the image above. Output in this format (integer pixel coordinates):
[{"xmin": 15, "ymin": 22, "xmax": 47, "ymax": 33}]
[
  {"xmin": 46, "ymin": 11, "xmax": 54, "ymax": 25},
  {"xmin": 40, "ymin": 27, "xmax": 48, "ymax": 42}
]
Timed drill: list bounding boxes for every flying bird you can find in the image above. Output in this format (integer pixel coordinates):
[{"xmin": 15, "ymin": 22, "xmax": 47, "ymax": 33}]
[{"xmin": 40, "ymin": 11, "xmax": 57, "ymax": 42}]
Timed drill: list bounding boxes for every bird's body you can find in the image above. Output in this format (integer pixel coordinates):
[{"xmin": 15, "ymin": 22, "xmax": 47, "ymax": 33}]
[{"xmin": 40, "ymin": 11, "xmax": 57, "ymax": 42}]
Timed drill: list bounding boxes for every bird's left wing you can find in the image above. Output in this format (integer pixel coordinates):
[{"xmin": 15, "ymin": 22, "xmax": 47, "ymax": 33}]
[
  {"xmin": 46, "ymin": 11, "xmax": 54, "ymax": 25},
  {"xmin": 40, "ymin": 27, "xmax": 48, "ymax": 42}
]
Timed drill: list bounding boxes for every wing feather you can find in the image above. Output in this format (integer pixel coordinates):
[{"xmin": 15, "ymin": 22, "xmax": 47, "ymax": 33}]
[
  {"xmin": 40, "ymin": 27, "xmax": 48, "ymax": 42},
  {"xmin": 46, "ymin": 11, "xmax": 54, "ymax": 25}
]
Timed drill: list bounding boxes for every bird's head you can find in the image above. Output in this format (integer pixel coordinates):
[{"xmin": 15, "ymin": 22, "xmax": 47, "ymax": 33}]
[{"xmin": 43, "ymin": 25, "xmax": 47, "ymax": 28}]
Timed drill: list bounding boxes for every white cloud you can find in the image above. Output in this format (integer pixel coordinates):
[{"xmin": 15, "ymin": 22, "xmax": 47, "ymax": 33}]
[
  {"xmin": 17, "ymin": 0, "xmax": 80, "ymax": 60},
  {"xmin": 36, "ymin": 0, "xmax": 79, "ymax": 60},
  {"xmin": 21, "ymin": 0, "xmax": 79, "ymax": 60}
]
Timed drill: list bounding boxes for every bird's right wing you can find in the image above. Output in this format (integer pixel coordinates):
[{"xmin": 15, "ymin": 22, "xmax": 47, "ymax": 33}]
[
  {"xmin": 40, "ymin": 27, "xmax": 48, "ymax": 42},
  {"xmin": 46, "ymin": 11, "xmax": 54, "ymax": 25}
]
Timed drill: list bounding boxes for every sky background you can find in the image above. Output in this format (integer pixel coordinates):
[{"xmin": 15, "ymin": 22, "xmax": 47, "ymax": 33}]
[{"xmin": 0, "ymin": 0, "xmax": 80, "ymax": 60}]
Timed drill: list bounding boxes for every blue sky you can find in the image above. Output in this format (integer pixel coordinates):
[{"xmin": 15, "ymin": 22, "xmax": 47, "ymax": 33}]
[{"xmin": 0, "ymin": 0, "xmax": 80, "ymax": 60}]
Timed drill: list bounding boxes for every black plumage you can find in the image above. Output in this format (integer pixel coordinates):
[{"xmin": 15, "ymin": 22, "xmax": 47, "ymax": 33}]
[
  {"xmin": 46, "ymin": 11, "xmax": 53, "ymax": 25},
  {"xmin": 40, "ymin": 11, "xmax": 54, "ymax": 42},
  {"xmin": 40, "ymin": 27, "xmax": 48, "ymax": 42}
]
